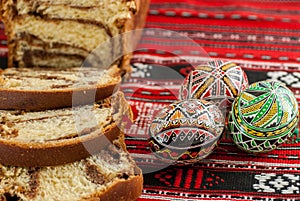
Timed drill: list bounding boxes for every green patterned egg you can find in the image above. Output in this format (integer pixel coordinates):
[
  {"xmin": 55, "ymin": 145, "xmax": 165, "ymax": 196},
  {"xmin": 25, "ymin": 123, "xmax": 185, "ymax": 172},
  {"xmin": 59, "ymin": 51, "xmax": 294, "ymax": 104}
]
[{"xmin": 228, "ymin": 80, "xmax": 299, "ymax": 153}]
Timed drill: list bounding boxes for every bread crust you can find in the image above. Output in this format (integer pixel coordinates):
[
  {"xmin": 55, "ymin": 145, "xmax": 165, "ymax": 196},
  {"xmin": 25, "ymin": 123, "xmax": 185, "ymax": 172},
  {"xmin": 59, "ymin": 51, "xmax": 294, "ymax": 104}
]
[
  {"xmin": 119, "ymin": 0, "xmax": 150, "ymax": 74},
  {"xmin": 0, "ymin": 90, "xmax": 133, "ymax": 167},
  {"xmin": 0, "ymin": 66, "xmax": 121, "ymax": 111},
  {"xmin": 0, "ymin": 81, "xmax": 119, "ymax": 111},
  {"xmin": 0, "ymin": 136, "xmax": 143, "ymax": 201},
  {"xmin": 0, "ymin": 124, "xmax": 122, "ymax": 167},
  {"xmin": 84, "ymin": 170, "xmax": 143, "ymax": 201},
  {"xmin": 98, "ymin": 174, "xmax": 143, "ymax": 201}
]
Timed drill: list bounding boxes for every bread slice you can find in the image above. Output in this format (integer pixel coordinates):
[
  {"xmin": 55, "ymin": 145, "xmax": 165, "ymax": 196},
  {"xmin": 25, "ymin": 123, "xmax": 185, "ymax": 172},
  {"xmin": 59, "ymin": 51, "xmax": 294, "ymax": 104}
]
[
  {"xmin": 0, "ymin": 136, "xmax": 143, "ymax": 201},
  {"xmin": 0, "ymin": 0, "xmax": 150, "ymax": 74},
  {"xmin": 0, "ymin": 91, "xmax": 133, "ymax": 167},
  {"xmin": 0, "ymin": 66, "xmax": 121, "ymax": 111}
]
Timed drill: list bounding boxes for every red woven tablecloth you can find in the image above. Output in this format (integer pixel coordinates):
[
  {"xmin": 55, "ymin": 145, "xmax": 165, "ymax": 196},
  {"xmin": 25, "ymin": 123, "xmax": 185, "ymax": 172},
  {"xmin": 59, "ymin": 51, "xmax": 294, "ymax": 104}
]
[
  {"xmin": 125, "ymin": 1, "xmax": 300, "ymax": 200},
  {"xmin": 2, "ymin": 0, "xmax": 300, "ymax": 200}
]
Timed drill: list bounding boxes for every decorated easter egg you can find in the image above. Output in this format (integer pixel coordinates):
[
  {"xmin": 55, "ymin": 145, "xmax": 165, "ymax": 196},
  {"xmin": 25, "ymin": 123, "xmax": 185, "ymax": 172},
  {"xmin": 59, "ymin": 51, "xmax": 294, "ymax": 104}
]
[
  {"xmin": 148, "ymin": 99, "xmax": 225, "ymax": 164},
  {"xmin": 228, "ymin": 80, "xmax": 299, "ymax": 153},
  {"xmin": 179, "ymin": 60, "xmax": 249, "ymax": 112}
]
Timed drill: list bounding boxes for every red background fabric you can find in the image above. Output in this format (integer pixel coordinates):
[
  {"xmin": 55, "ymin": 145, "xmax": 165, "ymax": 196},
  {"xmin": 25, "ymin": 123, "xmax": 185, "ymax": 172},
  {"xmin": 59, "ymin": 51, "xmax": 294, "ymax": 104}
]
[{"xmin": 126, "ymin": 1, "xmax": 300, "ymax": 200}]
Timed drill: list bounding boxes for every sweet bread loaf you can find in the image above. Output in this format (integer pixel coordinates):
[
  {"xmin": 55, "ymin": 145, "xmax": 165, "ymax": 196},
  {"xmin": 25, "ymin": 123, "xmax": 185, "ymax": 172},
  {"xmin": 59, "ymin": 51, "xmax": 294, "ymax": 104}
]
[
  {"xmin": 0, "ymin": 1, "xmax": 149, "ymax": 199},
  {"xmin": 0, "ymin": 91, "xmax": 133, "ymax": 167},
  {"xmin": 0, "ymin": 136, "xmax": 143, "ymax": 201},
  {"xmin": 0, "ymin": 66, "xmax": 121, "ymax": 111},
  {"xmin": 0, "ymin": 0, "xmax": 150, "ymax": 74}
]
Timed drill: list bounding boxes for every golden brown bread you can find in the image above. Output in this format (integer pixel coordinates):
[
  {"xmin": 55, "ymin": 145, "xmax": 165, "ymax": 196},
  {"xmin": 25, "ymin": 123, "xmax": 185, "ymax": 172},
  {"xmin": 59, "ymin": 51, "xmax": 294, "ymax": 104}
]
[
  {"xmin": 0, "ymin": 0, "xmax": 150, "ymax": 74},
  {"xmin": 121, "ymin": 0, "xmax": 151, "ymax": 74},
  {"xmin": 0, "ymin": 136, "xmax": 143, "ymax": 201},
  {"xmin": 0, "ymin": 1, "xmax": 147, "ymax": 199},
  {"xmin": 0, "ymin": 91, "xmax": 133, "ymax": 167},
  {"xmin": 0, "ymin": 66, "xmax": 121, "ymax": 111}
]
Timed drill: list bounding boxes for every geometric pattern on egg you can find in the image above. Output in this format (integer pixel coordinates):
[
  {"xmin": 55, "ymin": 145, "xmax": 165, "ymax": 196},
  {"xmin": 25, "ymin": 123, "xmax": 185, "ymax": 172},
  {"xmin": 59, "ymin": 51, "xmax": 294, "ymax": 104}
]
[
  {"xmin": 148, "ymin": 99, "xmax": 225, "ymax": 164},
  {"xmin": 179, "ymin": 60, "xmax": 249, "ymax": 111},
  {"xmin": 228, "ymin": 80, "xmax": 299, "ymax": 153}
]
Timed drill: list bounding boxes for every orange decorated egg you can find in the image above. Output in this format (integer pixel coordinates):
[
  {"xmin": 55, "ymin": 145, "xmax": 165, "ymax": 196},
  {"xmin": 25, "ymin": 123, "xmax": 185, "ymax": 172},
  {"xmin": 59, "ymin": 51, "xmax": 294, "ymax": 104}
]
[{"xmin": 179, "ymin": 60, "xmax": 249, "ymax": 113}]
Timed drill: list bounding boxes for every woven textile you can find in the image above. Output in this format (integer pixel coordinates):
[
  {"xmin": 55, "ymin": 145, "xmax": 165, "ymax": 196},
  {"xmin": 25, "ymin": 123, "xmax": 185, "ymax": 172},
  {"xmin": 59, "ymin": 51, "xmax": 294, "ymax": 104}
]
[
  {"xmin": 122, "ymin": 1, "xmax": 300, "ymax": 200},
  {"xmin": 2, "ymin": 0, "xmax": 300, "ymax": 200}
]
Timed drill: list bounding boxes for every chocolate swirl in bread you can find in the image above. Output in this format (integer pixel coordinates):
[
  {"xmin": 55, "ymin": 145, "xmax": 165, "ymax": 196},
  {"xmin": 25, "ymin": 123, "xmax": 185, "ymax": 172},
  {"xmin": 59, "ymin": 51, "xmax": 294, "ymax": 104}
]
[
  {"xmin": 0, "ymin": 0, "xmax": 150, "ymax": 74},
  {"xmin": 0, "ymin": 137, "xmax": 143, "ymax": 201}
]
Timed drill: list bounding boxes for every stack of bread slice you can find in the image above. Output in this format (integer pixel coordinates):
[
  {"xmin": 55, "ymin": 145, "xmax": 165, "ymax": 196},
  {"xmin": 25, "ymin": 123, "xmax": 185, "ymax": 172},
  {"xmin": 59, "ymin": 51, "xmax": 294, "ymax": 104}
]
[
  {"xmin": 0, "ymin": 66, "xmax": 143, "ymax": 201},
  {"xmin": 0, "ymin": 0, "xmax": 150, "ymax": 200},
  {"xmin": 0, "ymin": 0, "xmax": 149, "ymax": 201}
]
